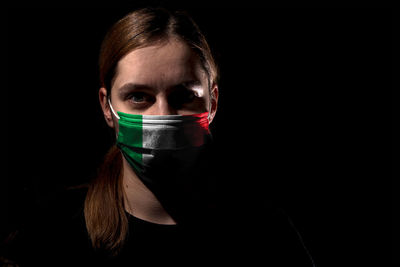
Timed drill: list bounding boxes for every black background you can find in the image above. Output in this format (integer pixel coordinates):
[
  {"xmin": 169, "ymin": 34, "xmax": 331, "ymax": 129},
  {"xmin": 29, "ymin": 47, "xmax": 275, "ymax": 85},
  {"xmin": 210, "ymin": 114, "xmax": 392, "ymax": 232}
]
[{"xmin": 5, "ymin": 6, "xmax": 394, "ymax": 267}]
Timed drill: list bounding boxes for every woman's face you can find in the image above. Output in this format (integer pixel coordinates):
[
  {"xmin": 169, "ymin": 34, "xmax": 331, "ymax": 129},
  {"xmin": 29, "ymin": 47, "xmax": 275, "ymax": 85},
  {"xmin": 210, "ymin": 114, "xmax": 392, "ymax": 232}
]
[{"xmin": 100, "ymin": 39, "xmax": 218, "ymax": 129}]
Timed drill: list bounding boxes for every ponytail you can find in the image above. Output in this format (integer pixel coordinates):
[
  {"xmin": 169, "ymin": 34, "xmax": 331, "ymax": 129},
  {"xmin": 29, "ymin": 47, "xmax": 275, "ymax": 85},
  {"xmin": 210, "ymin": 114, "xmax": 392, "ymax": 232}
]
[{"xmin": 84, "ymin": 145, "xmax": 128, "ymax": 255}]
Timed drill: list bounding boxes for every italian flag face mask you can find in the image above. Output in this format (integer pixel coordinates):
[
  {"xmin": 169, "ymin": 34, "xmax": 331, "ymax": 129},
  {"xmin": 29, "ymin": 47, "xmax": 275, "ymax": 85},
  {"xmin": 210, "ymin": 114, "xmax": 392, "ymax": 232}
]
[{"xmin": 108, "ymin": 98, "xmax": 213, "ymax": 221}]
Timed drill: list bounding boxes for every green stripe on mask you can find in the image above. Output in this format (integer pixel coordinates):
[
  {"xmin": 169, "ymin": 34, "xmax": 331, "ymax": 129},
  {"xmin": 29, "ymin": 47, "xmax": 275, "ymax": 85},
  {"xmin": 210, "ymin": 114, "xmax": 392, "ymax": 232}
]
[{"xmin": 117, "ymin": 112, "xmax": 143, "ymax": 168}]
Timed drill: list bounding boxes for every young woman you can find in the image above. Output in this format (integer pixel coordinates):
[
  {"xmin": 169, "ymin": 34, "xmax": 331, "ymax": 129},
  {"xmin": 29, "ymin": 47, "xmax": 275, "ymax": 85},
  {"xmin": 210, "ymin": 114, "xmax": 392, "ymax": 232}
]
[{"xmin": 4, "ymin": 7, "xmax": 315, "ymax": 266}]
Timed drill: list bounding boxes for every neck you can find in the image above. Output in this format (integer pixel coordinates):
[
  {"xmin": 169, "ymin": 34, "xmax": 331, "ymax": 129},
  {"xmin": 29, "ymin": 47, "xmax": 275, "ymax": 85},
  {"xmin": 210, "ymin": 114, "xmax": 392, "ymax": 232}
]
[{"xmin": 122, "ymin": 158, "xmax": 176, "ymax": 225}]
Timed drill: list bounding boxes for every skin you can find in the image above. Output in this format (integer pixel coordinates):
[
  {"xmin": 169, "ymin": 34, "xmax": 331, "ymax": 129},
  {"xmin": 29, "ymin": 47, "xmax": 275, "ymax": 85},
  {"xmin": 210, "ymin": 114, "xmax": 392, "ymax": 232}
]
[{"xmin": 99, "ymin": 38, "xmax": 218, "ymax": 225}]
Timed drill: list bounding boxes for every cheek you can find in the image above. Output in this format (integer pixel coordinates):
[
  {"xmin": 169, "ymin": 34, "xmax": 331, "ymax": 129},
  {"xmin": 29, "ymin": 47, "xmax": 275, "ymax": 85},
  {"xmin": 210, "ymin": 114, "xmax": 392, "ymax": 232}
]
[
  {"xmin": 113, "ymin": 119, "xmax": 120, "ymax": 140},
  {"xmin": 113, "ymin": 117, "xmax": 119, "ymax": 132},
  {"xmin": 203, "ymin": 87, "xmax": 211, "ymax": 109},
  {"xmin": 194, "ymin": 94, "xmax": 210, "ymax": 113}
]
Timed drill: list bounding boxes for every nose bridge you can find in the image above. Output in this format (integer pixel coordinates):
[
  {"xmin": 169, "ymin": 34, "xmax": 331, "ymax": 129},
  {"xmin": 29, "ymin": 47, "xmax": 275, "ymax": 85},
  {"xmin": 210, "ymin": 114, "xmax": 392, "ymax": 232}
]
[{"xmin": 156, "ymin": 93, "xmax": 177, "ymax": 115}]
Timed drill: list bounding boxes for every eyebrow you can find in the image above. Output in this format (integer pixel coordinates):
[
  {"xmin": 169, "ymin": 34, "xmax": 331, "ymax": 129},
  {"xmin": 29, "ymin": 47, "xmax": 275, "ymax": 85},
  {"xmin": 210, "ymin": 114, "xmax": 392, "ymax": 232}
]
[
  {"xmin": 117, "ymin": 83, "xmax": 152, "ymax": 96},
  {"xmin": 117, "ymin": 80, "xmax": 203, "ymax": 96},
  {"xmin": 180, "ymin": 80, "xmax": 202, "ymax": 88}
]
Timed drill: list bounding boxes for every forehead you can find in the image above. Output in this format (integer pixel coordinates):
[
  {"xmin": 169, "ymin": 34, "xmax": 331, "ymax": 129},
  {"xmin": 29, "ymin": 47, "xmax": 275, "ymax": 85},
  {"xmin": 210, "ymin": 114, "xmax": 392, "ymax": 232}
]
[{"xmin": 112, "ymin": 39, "xmax": 207, "ymax": 90}]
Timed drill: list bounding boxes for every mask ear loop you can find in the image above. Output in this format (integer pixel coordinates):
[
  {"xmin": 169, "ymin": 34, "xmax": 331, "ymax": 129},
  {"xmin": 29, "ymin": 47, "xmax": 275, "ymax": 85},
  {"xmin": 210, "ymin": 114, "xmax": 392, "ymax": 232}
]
[
  {"xmin": 207, "ymin": 81, "xmax": 212, "ymax": 122},
  {"xmin": 207, "ymin": 101, "xmax": 212, "ymax": 122},
  {"xmin": 108, "ymin": 97, "xmax": 120, "ymax": 120},
  {"xmin": 208, "ymin": 81, "xmax": 216, "ymax": 123}
]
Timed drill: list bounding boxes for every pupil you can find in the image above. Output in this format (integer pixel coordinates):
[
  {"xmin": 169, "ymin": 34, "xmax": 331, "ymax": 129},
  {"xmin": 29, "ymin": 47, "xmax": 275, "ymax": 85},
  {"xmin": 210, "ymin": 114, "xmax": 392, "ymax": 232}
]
[{"xmin": 132, "ymin": 93, "xmax": 144, "ymax": 102}]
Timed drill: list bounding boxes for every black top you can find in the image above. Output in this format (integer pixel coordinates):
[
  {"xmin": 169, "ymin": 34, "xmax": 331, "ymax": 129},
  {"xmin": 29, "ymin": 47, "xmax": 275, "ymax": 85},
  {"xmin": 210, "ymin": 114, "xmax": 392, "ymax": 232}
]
[{"xmin": 3, "ymin": 187, "xmax": 315, "ymax": 266}]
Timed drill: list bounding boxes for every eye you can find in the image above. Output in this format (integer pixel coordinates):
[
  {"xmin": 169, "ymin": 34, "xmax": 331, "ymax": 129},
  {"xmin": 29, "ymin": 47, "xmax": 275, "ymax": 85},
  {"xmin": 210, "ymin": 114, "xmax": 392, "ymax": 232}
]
[
  {"xmin": 180, "ymin": 90, "xmax": 196, "ymax": 102},
  {"xmin": 169, "ymin": 89, "xmax": 196, "ymax": 108},
  {"xmin": 128, "ymin": 92, "xmax": 149, "ymax": 103}
]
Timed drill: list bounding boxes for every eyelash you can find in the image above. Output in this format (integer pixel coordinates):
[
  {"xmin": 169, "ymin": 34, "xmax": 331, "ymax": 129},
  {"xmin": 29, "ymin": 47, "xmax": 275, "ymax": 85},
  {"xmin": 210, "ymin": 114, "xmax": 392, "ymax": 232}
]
[
  {"xmin": 125, "ymin": 89, "xmax": 199, "ymax": 108},
  {"xmin": 126, "ymin": 92, "xmax": 152, "ymax": 105},
  {"xmin": 128, "ymin": 92, "xmax": 147, "ymax": 102}
]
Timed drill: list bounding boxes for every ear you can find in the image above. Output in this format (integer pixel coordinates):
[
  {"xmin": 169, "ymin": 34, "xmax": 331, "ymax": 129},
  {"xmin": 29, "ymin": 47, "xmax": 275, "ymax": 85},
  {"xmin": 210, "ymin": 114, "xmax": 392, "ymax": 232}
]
[
  {"xmin": 208, "ymin": 83, "xmax": 219, "ymax": 124},
  {"xmin": 99, "ymin": 87, "xmax": 115, "ymax": 128}
]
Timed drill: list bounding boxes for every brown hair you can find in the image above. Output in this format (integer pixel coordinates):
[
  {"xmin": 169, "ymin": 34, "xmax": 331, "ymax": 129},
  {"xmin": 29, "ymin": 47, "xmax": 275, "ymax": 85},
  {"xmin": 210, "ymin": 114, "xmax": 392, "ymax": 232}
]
[{"xmin": 84, "ymin": 7, "xmax": 218, "ymax": 256}]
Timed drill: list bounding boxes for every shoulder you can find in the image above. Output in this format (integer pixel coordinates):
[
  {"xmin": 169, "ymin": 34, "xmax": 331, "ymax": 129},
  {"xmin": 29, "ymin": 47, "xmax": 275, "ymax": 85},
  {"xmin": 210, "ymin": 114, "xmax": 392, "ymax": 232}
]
[
  {"xmin": 33, "ymin": 185, "xmax": 89, "ymax": 229},
  {"xmin": 4, "ymin": 185, "xmax": 93, "ymax": 266},
  {"xmin": 211, "ymin": 196, "xmax": 316, "ymax": 266},
  {"xmin": 50, "ymin": 185, "xmax": 89, "ymax": 217}
]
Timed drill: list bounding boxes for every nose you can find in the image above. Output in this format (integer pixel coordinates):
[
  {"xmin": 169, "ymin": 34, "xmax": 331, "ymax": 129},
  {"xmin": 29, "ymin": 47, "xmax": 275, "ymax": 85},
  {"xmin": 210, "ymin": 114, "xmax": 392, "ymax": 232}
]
[{"xmin": 153, "ymin": 96, "xmax": 178, "ymax": 115}]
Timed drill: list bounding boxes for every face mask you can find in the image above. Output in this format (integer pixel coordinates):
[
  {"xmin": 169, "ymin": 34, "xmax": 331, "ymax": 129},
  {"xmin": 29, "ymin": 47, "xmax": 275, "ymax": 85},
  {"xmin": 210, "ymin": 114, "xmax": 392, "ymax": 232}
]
[{"xmin": 108, "ymin": 99, "xmax": 213, "ymax": 222}]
